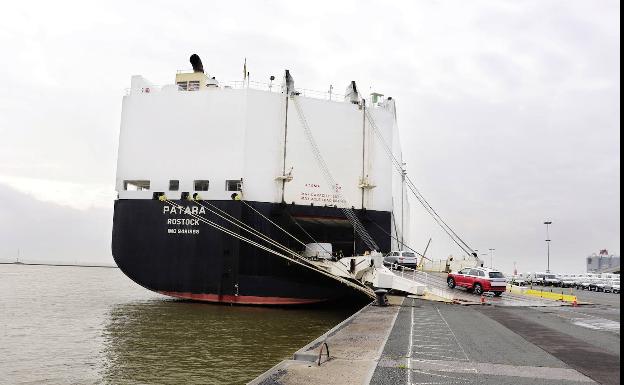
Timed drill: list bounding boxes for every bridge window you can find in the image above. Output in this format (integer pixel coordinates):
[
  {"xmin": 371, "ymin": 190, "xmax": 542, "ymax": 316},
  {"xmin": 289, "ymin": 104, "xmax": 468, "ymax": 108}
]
[
  {"xmin": 177, "ymin": 81, "xmax": 188, "ymax": 91},
  {"xmin": 169, "ymin": 180, "xmax": 179, "ymax": 191},
  {"xmin": 194, "ymin": 180, "xmax": 210, "ymax": 191},
  {"xmin": 123, "ymin": 180, "xmax": 150, "ymax": 191},
  {"xmin": 188, "ymin": 81, "xmax": 200, "ymax": 91},
  {"xmin": 226, "ymin": 179, "xmax": 242, "ymax": 191}
]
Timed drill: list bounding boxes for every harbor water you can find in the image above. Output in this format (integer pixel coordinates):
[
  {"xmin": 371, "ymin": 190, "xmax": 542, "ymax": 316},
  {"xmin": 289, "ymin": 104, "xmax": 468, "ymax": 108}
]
[{"xmin": 0, "ymin": 264, "xmax": 359, "ymax": 384}]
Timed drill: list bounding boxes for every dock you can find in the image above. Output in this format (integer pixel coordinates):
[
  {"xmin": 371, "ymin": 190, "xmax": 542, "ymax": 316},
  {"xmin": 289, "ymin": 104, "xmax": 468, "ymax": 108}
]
[
  {"xmin": 249, "ymin": 283, "xmax": 620, "ymax": 385},
  {"xmin": 249, "ymin": 296, "xmax": 403, "ymax": 385}
]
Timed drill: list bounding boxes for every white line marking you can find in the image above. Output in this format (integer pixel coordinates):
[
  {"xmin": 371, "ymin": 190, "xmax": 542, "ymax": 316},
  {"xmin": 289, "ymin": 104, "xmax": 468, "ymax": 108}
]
[
  {"xmin": 537, "ymin": 307, "xmax": 620, "ymax": 331},
  {"xmin": 407, "ymin": 299, "xmax": 414, "ymax": 385},
  {"xmin": 413, "ymin": 353, "xmax": 469, "ymax": 361},
  {"xmin": 411, "ymin": 368, "xmax": 470, "ymax": 383},
  {"xmin": 572, "ymin": 319, "xmax": 620, "ymax": 331},
  {"xmin": 436, "ymin": 307, "xmax": 470, "ymax": 362}
]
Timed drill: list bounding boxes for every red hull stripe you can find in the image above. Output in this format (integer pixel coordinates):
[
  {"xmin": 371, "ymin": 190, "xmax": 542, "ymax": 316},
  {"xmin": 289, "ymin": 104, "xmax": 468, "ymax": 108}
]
[{"xmin": 158, "ymin": 291, "xmax": 327, "ymax": 305}]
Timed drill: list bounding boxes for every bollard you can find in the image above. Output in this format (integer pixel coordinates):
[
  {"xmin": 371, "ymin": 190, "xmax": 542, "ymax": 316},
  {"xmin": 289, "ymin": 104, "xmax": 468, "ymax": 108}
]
[
  {"xmin": 572, "ymin": 297, "xmax": 578, "ymax": 307},
  {"xmin": 374, "ymin": 289, "xmax": 388, "ymax": 307},
  {"xmin": 480, "ymin": 295, "xmax": 486, "ymax": 305}
]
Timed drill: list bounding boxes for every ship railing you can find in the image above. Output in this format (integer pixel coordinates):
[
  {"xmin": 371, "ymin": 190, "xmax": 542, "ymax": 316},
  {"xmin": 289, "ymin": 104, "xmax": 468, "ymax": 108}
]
[
  {"xmin": 124, "ymin": 84, "xmax": 182, "ymax": 95},
  {"xmin": 125, "ymin": 80, "xmax": 347, "ymax": 102},
  {"xmin": 223, "ymin": 80, "xmax": 347, "ymax": 101},
  {"xmin": 387, "ymin": 262, "xmax": 431, "ymax": 287},
  {"xmin": 222, "ymin": 80, "xmax": 281, "ymax": 93}
]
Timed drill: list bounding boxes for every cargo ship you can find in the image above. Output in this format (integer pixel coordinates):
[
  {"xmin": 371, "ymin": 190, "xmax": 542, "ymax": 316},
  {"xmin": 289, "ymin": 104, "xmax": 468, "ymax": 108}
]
[{"xmin": 112, "ymin": 55, "xmax": 410, "ymax": 305}]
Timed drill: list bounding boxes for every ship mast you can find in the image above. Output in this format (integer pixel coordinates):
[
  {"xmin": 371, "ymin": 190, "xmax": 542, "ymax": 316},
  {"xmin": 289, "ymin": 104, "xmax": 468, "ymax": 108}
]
[
  {"xmin": 361, "ymin": 99, "xmax": 366, "ymax": 209},
  {"xmin": 281, "ymin": 94, "xmax": 289, "ymax": 202},
  {"xmin": 280, "ymin": 70, "xmax": 294, "ymax": 202}
]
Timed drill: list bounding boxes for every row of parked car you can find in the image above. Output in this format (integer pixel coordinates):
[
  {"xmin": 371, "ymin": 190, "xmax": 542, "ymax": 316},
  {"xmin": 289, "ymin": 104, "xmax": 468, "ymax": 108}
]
[{"xmin": 508, "ymin": 272, "xmax": 620, "ymax": 293}]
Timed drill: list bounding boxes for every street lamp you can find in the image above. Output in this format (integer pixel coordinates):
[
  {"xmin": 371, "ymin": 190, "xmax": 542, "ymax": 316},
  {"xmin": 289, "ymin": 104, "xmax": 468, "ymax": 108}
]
[
  {"xmin": 489, "ymin": 248, "xmax": 495, "ymax": 268},
  {"xmin": 400, "ymin": 163, "xmax": 407, "ymax": 251},
  {"xmin": 544, "ymin": 221, "xmax": 552, "ymax": 273}
]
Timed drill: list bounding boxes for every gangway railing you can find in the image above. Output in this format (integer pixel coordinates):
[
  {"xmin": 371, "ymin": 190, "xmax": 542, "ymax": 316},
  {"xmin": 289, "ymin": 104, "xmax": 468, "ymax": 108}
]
[{"xmin": 386, "ymin": 263, "xmax": 458, "ymax": 300}]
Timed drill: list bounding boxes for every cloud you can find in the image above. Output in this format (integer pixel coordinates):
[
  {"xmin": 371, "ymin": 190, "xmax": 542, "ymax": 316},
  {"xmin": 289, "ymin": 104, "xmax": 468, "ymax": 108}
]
[{"xmin": 0, "ymin": 183, "xmax": 113, "ymax": 264}]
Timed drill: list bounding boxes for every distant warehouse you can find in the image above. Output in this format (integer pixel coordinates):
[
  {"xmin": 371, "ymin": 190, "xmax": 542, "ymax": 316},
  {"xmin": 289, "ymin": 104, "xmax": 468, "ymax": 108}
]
[{"xmin": 587, "ymin": 249, "xmax": 620, "ymax": 273}]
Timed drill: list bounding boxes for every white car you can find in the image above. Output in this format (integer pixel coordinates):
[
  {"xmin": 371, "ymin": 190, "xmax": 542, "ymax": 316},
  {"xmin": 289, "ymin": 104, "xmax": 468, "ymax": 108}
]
[
  {"xmin": 383, "ymin": 251, "xmax": 418, "ymax": 270},
  {"xmin": 603, "ymin": 280, "xmax": 620, "ymax": 293},
  {"xmin": 559, "ymin": 277, "xmax": 576, "ymax": 287},
  {"xmin": 509, "ymin": 275, "xmax": 527, "ymax": 286}
]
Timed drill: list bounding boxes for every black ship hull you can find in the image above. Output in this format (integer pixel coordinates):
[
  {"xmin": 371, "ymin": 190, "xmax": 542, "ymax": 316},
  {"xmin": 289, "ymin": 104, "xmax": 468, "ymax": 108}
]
[{"xmin": 112, "ymin": 199, "xmax": 392, "ymax": 305}]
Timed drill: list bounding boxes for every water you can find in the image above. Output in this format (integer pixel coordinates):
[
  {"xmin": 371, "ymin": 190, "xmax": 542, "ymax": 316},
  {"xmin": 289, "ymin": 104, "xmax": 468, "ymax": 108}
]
[{"xmin": 0, "ymin": 264, "xmax": 359, "ymax": 384}]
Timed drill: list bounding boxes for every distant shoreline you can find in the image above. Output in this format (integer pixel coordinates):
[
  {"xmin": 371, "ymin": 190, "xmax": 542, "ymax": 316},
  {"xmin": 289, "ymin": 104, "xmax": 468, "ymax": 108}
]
[{"xmin": 0, "ymin": 262, "xmax": 118, "ymax": 268}]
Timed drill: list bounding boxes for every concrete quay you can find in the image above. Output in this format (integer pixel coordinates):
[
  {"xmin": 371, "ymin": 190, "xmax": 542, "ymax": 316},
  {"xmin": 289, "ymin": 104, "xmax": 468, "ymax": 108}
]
[
  {"xmin": 249, "ymin": 295, "xmax": 404, "ymax": 385},
  {"xmin": 249, "ymin": 295, "xmax": 620, "ymax": 385}
]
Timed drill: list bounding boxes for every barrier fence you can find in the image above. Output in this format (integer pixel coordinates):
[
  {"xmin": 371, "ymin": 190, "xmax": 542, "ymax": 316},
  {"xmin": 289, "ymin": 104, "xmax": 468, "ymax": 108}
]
[{"xmin": 507, "ymin": 284, "xmax": 577, "ymax": 303}]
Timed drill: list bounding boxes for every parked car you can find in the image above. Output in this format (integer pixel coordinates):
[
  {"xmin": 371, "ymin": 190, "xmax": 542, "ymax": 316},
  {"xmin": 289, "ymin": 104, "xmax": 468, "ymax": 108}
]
[
  {"xmin": 570, "ymin": 274, "xmax": 587, "ymax": 288},
  {"xmin": 559, "ymin": 277, "xmax": 576, "ymax": 288},
  {"xmin": 509, "ymin": 275, "xmax": 527, "ymax": 286},
  {"xmin": 612, "ymin": 280, "xmax": 620, "ymax": 294},
  {"xmin": 383, "ymin": 251, "xmax": 418, "ymax": 270},
  {"xmin": 578, "ymin": 280, "xmax": 593, "ymax": 290},
  {"xmin": 589, "ymin": 278, "xmax": 609, "ymax": 292},
  {"xmin": 447, "ymin": 267, "xmax": 507, "ymax": 296},
  {"xmin": 528, "ymin": 272, "xmax": 545, "ymax": 285},
  {"xmin": 543, "ymin": 273, "xmax": 560, "ymax": 286},
  {"xmin": 602, "ymin": 280, "xmax": 618, "ymax": 293},
  {"xmin": 529, "ymin": 273, "xmax": 559, "ymax": 286},
  {"xmin": 529, "ymin": 272, "xmax": 560, "ymax": 286}
]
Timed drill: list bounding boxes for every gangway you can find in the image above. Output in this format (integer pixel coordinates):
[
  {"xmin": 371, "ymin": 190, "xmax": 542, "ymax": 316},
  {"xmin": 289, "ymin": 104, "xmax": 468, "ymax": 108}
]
[{"xmin": 311, "ymin": 253, "xmax": 426, "ymax": 296}]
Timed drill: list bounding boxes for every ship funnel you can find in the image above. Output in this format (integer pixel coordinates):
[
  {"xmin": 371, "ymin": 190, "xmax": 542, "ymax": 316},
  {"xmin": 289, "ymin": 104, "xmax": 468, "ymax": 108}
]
[
  {"xmin": 284, "ymin": 70, "xmax": 295, "ymax": 95},
  {"xmin": 190, "ymin": 54, "xmax": 204, "ymax": 73},
  {"xmin": 345, "ymin": 81, "xmax": 359, "ymax": 104}
]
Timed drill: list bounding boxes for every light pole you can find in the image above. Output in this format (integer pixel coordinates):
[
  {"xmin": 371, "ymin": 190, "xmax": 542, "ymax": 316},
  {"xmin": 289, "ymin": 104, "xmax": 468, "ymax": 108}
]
[
  {"xmin": 544, "ymin": 221, "xmax": 552, "ymax": 273},
  {"xmin": 489, "ymin": 248, "xmax": 495, "ymax": 268},
  {"xmin": 400, "ymin": 163, "xmax": 406, "ymax": 251}
]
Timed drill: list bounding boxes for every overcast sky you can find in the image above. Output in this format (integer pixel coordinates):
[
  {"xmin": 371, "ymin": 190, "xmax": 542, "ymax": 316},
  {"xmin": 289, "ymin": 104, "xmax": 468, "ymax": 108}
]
[{"xmin": 0, "ymin": 0, "xmax": 619, "ymax": 273}]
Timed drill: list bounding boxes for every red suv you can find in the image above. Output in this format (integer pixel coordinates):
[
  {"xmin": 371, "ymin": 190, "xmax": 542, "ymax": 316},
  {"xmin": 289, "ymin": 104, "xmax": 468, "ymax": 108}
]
[{"xmin": 447, "ymin": 267, "xmax": 507, "ymax": 296}]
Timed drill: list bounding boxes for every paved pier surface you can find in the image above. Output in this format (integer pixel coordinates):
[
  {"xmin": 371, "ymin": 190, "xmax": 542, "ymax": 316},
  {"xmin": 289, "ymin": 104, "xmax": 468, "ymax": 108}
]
[
  {"xmin": 251, "ymin": 295, "xmax": 619, "ymax": 385},
  {"xmin": 371, "ymin": 298, "xmax": 619, "ymax": 385}
]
